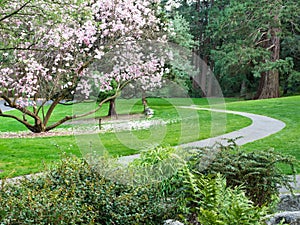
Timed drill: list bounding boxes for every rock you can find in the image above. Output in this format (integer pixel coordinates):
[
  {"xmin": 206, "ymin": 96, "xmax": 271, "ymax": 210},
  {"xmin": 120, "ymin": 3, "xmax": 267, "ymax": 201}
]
[
  {"xmin": 144, "ymin": 107, "xmax": 154, "ymax": 117},
  {"xmin": 164, "ymin": 219, "xmax": 184, "ymax": 225},
  {"xmin": 278, "ymin": 194, "xmax": 300, "ymax": 211},
  {"xmin": 266, "ymin": 194, "xmax": 300, "ymax": 224},
  {"xmin": 266, "ymin": 211, "xmax": 300, "ymax": 225}
]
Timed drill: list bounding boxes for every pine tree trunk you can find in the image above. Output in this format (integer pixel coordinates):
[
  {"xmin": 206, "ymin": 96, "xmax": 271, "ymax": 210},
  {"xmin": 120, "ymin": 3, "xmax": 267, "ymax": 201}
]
[
  {"xmin": 256, "ymin": 70, "xmax": 280, "ymax": 99},
  {"xmin": 256, "ymin": 20, "xmax": 281, "ymax": 99}
]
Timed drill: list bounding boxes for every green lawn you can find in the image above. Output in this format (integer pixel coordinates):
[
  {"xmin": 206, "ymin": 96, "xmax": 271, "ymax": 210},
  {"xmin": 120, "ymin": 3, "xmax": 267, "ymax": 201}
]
[
  {"xmin": 223, "ymin": 95, "xmax": 300, "ymax": 174},
  {"xmin": 0, "ymin": 98, "xmax": 250, "ymax": 178},
  {"xmin": 1, "ymin": 96, "xmax": 298, "ymax": 178}
]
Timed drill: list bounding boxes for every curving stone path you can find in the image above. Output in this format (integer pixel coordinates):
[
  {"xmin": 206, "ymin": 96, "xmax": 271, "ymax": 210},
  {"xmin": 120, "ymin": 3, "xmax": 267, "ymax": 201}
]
[
  {"xmin": 2, "ymin": 104, "xmax": 297, "ymax": 192},
  {"xmin": 179, "ymin": 106, "xmax": 286, "ymax": 148},
  {"xmin": 0, "ymin": 100, "xmax": 13, "ymax": 112},
  {"xmin": 1, "ymin": 102, "xmax": 297, "ymax": 224},
  {"xmin": 119, "ymin": 106, "xmax": 286, "ymax": 164}
]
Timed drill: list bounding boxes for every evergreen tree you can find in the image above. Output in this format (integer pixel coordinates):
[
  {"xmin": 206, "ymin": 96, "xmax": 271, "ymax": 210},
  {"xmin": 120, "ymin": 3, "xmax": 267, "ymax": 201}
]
[{"xmin": 207, "ymin": 0, "xmax": 300, "ymax": 98}]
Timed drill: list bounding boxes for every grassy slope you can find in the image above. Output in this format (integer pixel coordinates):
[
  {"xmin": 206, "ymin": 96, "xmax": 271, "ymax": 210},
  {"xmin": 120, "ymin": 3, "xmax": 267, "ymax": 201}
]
[
  {"xmin": 0, "ymin": 98, "xmax": 251, "ymax": 178},
  {"xmin": 224, "ymin": 95, "xmax": 300, "ymax": 174},
  {"xmin": 1, "ymin": 96, "xmax": 298, "ymax": 177}
]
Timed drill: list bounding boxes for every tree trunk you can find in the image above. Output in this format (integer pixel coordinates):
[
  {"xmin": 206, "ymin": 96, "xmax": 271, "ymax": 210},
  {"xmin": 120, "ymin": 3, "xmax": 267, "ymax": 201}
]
[
  {"xmin": 255, "ymin": 15, "xmax": 281, "ymax": 99},
  {"xmin": 27, "ymin": 118, "xmax": 46, "ymax": 133},
  {"xmin": 108, "ymin": 98, "xmax": 117, "ymax": 117},
  {"xmin": 240, "ymin": 79, "xmax": 246, "ymax": 98},
  {"xmin": 255, "ymin": 70, "xmax": 280, "ymax": 99},
  {"xmin": 201, "ymin": 56, "xmax": 209, "ymax": 97},
  {"xmin": 192, "ymin": 54, "xmax": 203, "ymax": 97},
  {"xmin": 142, "ymin": 94, "xmax": 148, "ymax": 112},
  {"xmin": 191, "ymin": 0, "xmax": 208, "ymax": 98}
]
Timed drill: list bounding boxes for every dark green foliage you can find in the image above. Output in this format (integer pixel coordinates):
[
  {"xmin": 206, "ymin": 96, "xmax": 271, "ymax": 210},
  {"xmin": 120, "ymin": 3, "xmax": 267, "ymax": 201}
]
[
  {"xmin": 0, "ymin": 143, "xmax": 295, "ymax": 224},
  {"xmin": 194, "ymin": 0, "xmax": 300, "ymax": 97},
  {"xmin": 97, "ymin": 80, "xmax": 118, "ymax": 103},
  {"xmin": 178, "ymin": 170, "xmax": 268, "ymax": 225},
  {"xmin": 131, "ymin": 146, "xmax": 268, "ymax": 224},
  {"xmin": 188, "ymin": 140, "xmax": 297, "ymax": 206},
  {"xmin": 0, "ymin": 155, "xmax": 174, "ymax": 225}
]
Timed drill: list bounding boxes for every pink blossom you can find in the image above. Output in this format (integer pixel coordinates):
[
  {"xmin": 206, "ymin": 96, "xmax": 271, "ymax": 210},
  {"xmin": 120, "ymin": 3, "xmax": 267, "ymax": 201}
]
[{"xmin": 1, "ymin": 0, "xmax": 167, "ymax": 110}]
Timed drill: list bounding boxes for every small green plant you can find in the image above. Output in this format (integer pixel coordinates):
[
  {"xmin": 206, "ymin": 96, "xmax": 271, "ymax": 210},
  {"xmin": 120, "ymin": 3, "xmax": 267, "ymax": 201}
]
[
  {"xmin": 0, "ymin": 154, "xmax": 175, "ymax": 224},
  {"xmin": 188, "ymin": 139, "xmax": 298, "ymax": 206},
  {"xmin": 170, "ymin": 164, "xmax": 268, "ymax": 225},
  {"xmin": 130, "ymin": 145, "xmax": 177, "ymax": 166},
  {"xmin": 131, "ymin": 146, "xmax": 268, "ymax": 224}
]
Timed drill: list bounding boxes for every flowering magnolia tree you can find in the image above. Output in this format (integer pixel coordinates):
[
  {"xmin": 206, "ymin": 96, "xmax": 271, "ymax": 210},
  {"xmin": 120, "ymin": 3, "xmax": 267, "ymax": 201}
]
[
  {"xmin": 91, "ymin": 39, "xmax": 168, "ymax": 116},
  {"xmin": 0, "ymin": 0, "xmax": 168, "ymax": 133}
]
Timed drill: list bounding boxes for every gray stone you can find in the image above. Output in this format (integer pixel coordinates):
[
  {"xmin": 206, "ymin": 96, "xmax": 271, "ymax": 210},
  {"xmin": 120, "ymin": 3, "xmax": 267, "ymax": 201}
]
[
  {"xmin": 144, "ymin": 107, "xmax": 154, "ymax": 117},
  {"xmin": 164, "ymin": 219, "xmax": 184, "ymax": 225},
  {"xmin": 266, "ymin": 211, "xmax": 300, "ymax": 225},
  {"xmin": 278, "ymin": 194, "xmax": 300, "ymax": 212},
  {"xmin": 279, "ymin": 176, "xmax": 300, "ymax": 194}
]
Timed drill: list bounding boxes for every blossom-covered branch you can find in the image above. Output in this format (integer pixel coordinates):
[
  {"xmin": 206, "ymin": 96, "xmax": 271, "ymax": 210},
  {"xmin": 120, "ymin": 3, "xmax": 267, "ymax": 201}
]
[{"xmin": 0, "ymin": 0, "xmax": 169, "ymax": 133}]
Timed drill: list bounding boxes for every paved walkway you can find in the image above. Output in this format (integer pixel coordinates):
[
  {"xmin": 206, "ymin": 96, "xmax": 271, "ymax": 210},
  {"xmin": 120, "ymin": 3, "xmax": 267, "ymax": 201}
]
[
  {"xmin": 1, "ymin": 104, "xmax": 298, "ymax": 191},
  {"xmin": 0, "ymin": 100, "xmax": 13, "ymax": 112},
  {"xmin": 119, "ymin": 106, "xmax": 286, "ymax": 163},
  {"xmin": 118, "ymin": 106, "xmax": 300, "ymax": 192},
  {"xmin": 180, "ymin": 106, "xmax": 286, "ymax": 148}
]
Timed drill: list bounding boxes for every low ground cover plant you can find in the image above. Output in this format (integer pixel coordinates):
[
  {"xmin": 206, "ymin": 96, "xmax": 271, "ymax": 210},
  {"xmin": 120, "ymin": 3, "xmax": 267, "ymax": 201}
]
[
  {"xmin": 0, "ymin": 155, "xmax": 175, "ymax": 225},
  {"xmin": 1, "ymin": 143, "xmax": 295, "ymax": 224},
  {"xmin": 187, "ymin": 139, "xmax": 297, "ymax": 206}
]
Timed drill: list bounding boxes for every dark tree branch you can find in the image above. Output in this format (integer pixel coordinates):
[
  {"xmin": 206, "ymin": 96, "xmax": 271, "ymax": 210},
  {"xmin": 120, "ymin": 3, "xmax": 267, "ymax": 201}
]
[
  {"xmin": 1, "ymin": 95, "xmax": 41, "ymax": 121},
  {"xmin": 36, "ymin": 99, "xmax": 49, "ymax": 116},
  {"xmin": 0, "ymin": 1, "xmax": 32, "ymax": 22},
  {"xmin": 44, "ymin": 86, "xmax": 125, "ymax": 131},
  {"xmin": 0, "ymin": 112, "xmax": 34, "ymax": 129},
  {"xmin": 43, "ymin": 96, "xmax": 64, "ymax": 127}
]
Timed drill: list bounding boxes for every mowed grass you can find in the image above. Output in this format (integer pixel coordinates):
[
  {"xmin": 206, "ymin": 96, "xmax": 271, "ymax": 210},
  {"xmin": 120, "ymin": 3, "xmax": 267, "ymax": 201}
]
[
  {"xmin": 0, "ymin": 98, "xmax": 250, "ymax": 178},
  {"xmin": 224, "ymin": 95, "xmax": 300, "ymax": 174}
]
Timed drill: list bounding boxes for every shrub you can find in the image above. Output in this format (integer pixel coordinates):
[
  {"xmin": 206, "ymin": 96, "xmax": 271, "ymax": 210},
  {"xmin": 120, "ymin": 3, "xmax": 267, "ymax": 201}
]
[
  {"xmin": 187, "ymin": 140, "xmax": 298, "ymax": 206},
  {"xmin": 178, "ymin": 168, "xmax": 268, "ymax": 225},
  {"xmin": 0, "ymin": 154, "xmax": 175, "ymax": 225},
  {"xmin": 128, "ymin": 146, "xmax": 183, "ymax": 187},
  {"xmin": 131, "ymin": 146, "xmax": 268, "ymax": 224},
  {"xmin": 1, "ymin": 143, "xmax": 294, "ymax": 224}
]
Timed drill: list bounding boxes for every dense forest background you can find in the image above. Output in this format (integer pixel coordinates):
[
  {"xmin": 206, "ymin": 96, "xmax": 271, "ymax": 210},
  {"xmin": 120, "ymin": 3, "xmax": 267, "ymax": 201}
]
[{"xmin": 163, "ymin": 0, "xmax": 300, "ymax": 99}]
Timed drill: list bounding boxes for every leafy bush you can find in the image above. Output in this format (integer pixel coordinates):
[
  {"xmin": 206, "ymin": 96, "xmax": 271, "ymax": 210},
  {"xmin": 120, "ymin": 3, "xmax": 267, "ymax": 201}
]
[
  {"xmin": 131, "ymin": 146, "xmax": 268, "ymax": 224},
  {"xmin": 1, "ymin": 143, "xmax": 295, "ymax": 224},
  {"xmin": 128, "ymin": 146, "xmax": 185, "ymax": 198},
  {"xmin": 0, "ymin": 154, "xmax": 175, "ymax": 225},
  {"xmin": 131, "ymin": 145, "xmax": 296, "ymax": 224},
  {"xmin": 187, "ymin": 140, "xmax": 297, "ymax": 206},
  {"xmin": 178, "ymin": 168, "xmax": 268, "ymax": 225}
]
